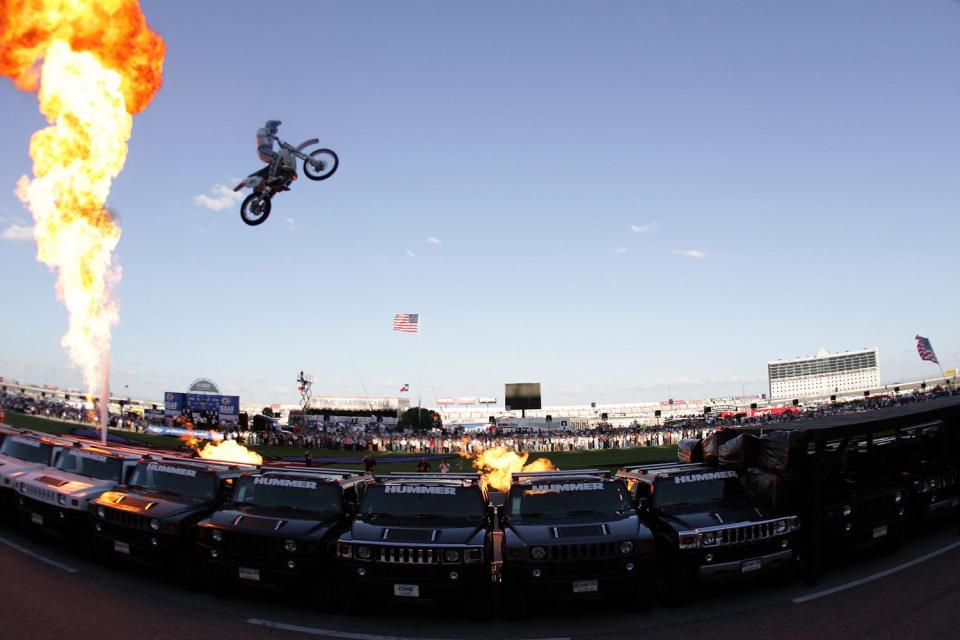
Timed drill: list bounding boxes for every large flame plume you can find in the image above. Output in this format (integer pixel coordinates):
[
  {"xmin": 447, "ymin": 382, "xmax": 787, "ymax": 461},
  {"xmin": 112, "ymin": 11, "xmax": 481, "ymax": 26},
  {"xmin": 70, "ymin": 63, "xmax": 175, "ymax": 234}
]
[
  {"xmin": 1, "ymin": 0, "xmax": 164, "ymax": 438},
  {"xmin": 179, "ymin": 433, "xmax": 263, "ymax": 465},
  {"xmin": 461, "ymin": 447, "xmax": 555, "ymax": 492}
]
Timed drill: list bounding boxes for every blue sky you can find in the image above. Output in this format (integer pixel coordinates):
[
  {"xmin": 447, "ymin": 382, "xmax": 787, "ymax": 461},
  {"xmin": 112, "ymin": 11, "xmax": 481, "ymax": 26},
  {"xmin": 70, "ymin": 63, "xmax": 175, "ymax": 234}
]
[{"xmin": 1, "ymin": 0, "xmax": 958, "ymax": 406}]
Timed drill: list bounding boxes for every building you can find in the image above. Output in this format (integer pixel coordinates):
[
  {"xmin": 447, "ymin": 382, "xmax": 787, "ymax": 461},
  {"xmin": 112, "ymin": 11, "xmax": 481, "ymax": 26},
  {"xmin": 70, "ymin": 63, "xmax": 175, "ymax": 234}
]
[{"xmin": 768, "ymin": 347, "xmax": 881, "ymax": 400}]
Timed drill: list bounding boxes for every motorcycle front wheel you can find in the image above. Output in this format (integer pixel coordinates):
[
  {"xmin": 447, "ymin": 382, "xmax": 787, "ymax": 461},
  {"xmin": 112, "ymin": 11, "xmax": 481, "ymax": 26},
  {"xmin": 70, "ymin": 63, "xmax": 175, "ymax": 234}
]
[
  {"xmin": 302, "ymin": 148, "xmax": 339, "ymax": 181},
  {"xmin": 240, "ymin": 193, "xmax": 272, "ymax": 226}
]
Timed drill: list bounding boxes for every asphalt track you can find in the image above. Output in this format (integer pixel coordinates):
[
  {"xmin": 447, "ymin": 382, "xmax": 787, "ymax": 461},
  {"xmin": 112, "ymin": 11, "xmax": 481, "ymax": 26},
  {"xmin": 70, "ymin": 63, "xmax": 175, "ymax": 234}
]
[{"xmin": 0, "ymin": 520, "xmax": 958, "ymax": 640}]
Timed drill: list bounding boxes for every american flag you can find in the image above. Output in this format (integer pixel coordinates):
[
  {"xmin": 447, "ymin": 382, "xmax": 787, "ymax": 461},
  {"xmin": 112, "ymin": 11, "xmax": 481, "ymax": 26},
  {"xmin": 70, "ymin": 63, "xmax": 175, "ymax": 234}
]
[
  {"xmin": 915, "ymin": 335, "xmax": 939, "ymax": 364},
  {"xmin": 400, "ymin": 383, "xmax": 409, "ymax": 392},
  {"xmin": 393, "ymin": 313, "xmax": 419, "ymax": 333}
]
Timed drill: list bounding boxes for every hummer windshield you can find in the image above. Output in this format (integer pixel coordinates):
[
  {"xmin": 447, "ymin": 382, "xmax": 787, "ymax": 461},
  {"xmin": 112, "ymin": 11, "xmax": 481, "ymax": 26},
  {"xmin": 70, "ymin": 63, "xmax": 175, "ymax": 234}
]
[
  {"xmin": 0, "ymin": 437, "xmax": 53, "ymax": 465},
  {"xmin": 56, "ymin": 450, "xmax": 123, "ymax": 483},
  {"xmin": 510, "ymin": 480, "xmax": 632, "ymax": 520},
  {"xmin": 360, "ymin": 484, "xmax": 485, "ymax": 522},
  {"xmin": 233, "ymin": 475, "xmax": 341, "ymax": 514},
  {"xmin": 128, "ymin": 462, "xmax": 217, "ymax": 501},
  {"xmin": 653, "ymin": 470, "xmax": 746, "ymax": 508}
]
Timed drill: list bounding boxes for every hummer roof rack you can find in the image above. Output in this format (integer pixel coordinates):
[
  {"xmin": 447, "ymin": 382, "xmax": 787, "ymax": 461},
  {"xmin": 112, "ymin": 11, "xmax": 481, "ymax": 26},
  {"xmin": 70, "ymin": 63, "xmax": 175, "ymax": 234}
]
[
  {"xmin": 381, "ymin": 472, "xmax": 481, "ymax": 487},
  {"xmin": 256, "ymin": 467, "xmax": 371, "ymax": 482},
  {"xmin": 617, "ymin": 462, "xmax": 713, "ymax": 478},
  {"xmin": 512, "ymin": 469, "xmax": 610, "ymax": 482},
  {"xmin": 137, "ymin": 455, "xmax": 256, "ymax": 472}
]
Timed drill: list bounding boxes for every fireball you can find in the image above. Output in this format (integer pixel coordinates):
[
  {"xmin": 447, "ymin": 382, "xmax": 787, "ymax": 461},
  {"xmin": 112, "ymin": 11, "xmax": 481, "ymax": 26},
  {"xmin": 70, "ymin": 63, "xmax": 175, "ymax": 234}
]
[
  {"xmin": 1, "ymin": 0, "xmax": 165, "ymax": 436},
  {"xmin": 462, "ymin": 446, "xmax": 555, "ymax": 492},
  {"xmin": 195, "ymin": 439, "xmax": 263, "ymax": 466}
]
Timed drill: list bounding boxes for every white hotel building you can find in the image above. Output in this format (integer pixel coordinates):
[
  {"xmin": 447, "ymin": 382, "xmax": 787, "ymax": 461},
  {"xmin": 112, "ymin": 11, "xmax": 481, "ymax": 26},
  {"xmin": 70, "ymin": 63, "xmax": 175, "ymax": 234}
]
[{"xmin": 768, "ymin": 347, "xmax": 881, "ymax": 400}]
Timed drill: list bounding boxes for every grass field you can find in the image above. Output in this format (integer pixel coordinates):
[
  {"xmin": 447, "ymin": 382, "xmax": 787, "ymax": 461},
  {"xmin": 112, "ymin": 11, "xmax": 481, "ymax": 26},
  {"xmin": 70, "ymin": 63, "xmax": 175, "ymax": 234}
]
[{"xmin": 2, "ymin": 412, "xmax": 678, "ymax": 472}]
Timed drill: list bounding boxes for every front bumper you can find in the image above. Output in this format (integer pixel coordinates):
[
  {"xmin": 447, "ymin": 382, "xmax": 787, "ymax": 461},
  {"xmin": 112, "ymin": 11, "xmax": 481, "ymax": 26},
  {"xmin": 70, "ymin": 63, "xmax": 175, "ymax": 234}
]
[
  {"xmin": 197, "ymin": 541, "xmax": 329, "ymax": 587},
  {"xmin": 17, "ymin": 494, "xmax": 86, "ymax": 533},
  {"xmin": 502, "ymin": 554, "xmax": 654, "ymax": 598},
  {"xmin": 337, "ymin": 559, "xmax": 489, "ymax": 602},
  {"xmin": 89, "ymin": 519, "xmax": 186, "ymax": 566},
  {"xmin": 697, "ymin": 548, "xmax": 793, "ymax": 581}
]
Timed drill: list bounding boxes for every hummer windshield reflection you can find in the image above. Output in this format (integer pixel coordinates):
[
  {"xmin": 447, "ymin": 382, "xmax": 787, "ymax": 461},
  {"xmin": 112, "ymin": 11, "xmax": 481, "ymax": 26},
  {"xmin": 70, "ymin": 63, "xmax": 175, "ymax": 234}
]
[
  {"xmin": 360, "ymin": 484, "xmax": 485, "ymax": 522},
  {"xmin": 56, "ymin": 450, "xmax": 123, "ymax": 483},
  {"xmin": 232, "ymin": 476, "xmax": 341, "ymax": 514},
  {"xmin": 0, "ymin": 437, "xmax": 52, "ymax": 464},
  {"xmin": 128, "ymin": 462, "xmax": 217, "ymax": 501},
  {"xmin": 510, "ymin": 481, "xmax": 631, "ymax": 520}
]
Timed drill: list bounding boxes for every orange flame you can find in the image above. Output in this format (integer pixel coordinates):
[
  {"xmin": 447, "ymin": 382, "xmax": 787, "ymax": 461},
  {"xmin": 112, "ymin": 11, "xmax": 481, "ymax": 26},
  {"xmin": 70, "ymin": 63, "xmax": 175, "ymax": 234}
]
[
  {"xmin": 195, "ymin": 440, "xmax": 263, "ymax": 465},
  {"xmin": 461, "ymin": 446, "xmax": 555, "ymax": 492},
  {"xmin": 1, "ymin": 1, "xmax": 164, "ymax": 422},
  {"xmin": 178, "ymin": 432, "xmax": 262, "ymax": 465}
]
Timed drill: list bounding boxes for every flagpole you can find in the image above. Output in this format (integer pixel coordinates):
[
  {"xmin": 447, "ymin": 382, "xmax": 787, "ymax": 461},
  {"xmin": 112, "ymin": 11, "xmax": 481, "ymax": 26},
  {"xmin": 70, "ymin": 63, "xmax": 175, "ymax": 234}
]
[{"xmin": 417, "ymin": 313, "xmax": 422, "ymax": 430}]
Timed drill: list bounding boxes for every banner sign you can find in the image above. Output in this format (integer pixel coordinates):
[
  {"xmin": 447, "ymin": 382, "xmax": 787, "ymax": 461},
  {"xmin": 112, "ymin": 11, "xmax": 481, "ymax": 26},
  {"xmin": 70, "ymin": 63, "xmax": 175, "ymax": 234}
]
[{"xmin": 145, "ymin": 425, "xmax": 223, "ymax": 440}]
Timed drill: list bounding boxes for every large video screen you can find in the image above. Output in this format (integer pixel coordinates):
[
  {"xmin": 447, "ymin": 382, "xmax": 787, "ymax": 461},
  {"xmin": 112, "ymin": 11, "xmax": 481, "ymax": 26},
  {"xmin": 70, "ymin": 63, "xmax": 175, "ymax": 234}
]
[{"xmin": 505, "ymin": 383, "xmax": 541, "ymax": 411}]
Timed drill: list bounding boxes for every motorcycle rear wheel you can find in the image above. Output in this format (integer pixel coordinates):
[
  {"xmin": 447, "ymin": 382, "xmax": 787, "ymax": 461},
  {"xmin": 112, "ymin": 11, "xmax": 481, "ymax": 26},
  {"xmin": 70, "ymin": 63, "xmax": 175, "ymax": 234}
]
[
  {"xmin": 303, "ymin": 148, "xmax": 339, "ymax": 181},
  {"xmin": 241, "ymin": 194, "xmax": 272, "ymax": 226}
]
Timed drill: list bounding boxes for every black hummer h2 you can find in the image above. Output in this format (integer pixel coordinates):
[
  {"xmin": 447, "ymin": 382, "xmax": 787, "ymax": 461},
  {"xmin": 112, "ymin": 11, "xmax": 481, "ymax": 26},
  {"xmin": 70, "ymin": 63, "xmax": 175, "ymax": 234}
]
[
  {"xmin": 196, "ymin": 467, "xmax": 374, "ymax": 593},
  {"xmin": 617, "ymin": 462, "xmax": 801, "ymax": 605},
  {"xmin": 500, "ymin": 469, "xmax": 655, "ymax": 615},
  {"xmin": 809, "ymin": 442, "xmax": 911, "ymax": 553},
  {"xmin": 88, "ymin": 456, "xmax": 253, "ymax": 573},
  {"xmin": 336, "ymin": 473, "xmax": 493, "ymax": 615}
]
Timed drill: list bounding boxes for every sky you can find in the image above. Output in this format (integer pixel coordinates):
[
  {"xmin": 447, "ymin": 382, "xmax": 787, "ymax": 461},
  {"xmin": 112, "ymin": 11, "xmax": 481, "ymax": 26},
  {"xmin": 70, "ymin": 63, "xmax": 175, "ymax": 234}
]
[{"xmin": 1, "ymin": 0, "xmax": 959, "ymax": 407}]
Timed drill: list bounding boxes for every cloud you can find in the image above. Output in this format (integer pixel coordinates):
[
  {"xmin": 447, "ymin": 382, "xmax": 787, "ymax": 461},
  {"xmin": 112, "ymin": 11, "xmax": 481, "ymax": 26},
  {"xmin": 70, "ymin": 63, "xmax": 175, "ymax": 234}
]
[
  {"xmin": 285, "ymin": 217, "xmax": 297, "ymax": 231},
  {"xmin": 615, "ymin": 247, "xmax": 627, "ymax": 254},
  {"xmin": 405, "ymin": 249, "xmax": 416, "ymax": 258},
  {"xmin": 426, "ymin": 236, "xmax": 442, "ymax": 245},
  {"xmin": 0, "ymin": 224, "xmax": 34, "ymax": 242},
  {"xmin": 672, "ymin": 249, "xmax": 707, "ymax": 260},
  {"xmin": 193, "ymin": 184, "xmax": 243, "ymax": 211},
  {"xmin": 631, "ymin": 222, "xmax": 660, "ymax": 233}
]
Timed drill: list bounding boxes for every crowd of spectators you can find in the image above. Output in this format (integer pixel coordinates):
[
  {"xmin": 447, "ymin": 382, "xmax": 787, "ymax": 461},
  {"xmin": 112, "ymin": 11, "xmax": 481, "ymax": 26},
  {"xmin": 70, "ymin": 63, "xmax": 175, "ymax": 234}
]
[{"xmin": 2, "ymin": 384, "xmax": 956, "ymax": 454}]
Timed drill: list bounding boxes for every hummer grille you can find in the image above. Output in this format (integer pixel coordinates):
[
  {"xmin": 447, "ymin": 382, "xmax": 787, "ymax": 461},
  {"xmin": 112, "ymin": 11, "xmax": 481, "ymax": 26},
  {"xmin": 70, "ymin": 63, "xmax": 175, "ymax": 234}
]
[
  {"xmin": 102, "ymin": 507, "xmax": 149, "ymax": 530},
  {"xmin": 548, "ymin": 541, "xmax": 618, "ymax": 560},
  {"xmin": 716, "ymin": 521, "xmax": 777, "ymax": 545},
  {"xmin": 21, "ymin": 483, "xmax": 56, "ymax": 504},
  {"xmin": 223, "ymin": 531, "xmax": 282, "ymax": 553},
  {"xmin": 377, "ymin": 546, "xmax": 439, "ymax": 564}
]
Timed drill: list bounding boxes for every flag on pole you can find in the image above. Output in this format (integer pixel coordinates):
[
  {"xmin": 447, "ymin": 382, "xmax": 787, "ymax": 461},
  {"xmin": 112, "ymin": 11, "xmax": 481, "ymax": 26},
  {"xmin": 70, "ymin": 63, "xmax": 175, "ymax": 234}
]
[
  {"xmin": 393, "ymin": 313, "xmax": 419, "ymax": 333},
  {"xmin": 400, "ymin": 383, "xmax": 409, "ymax": 392},
  {"xmin": 915, "ymin": 335, "xmax": 940, "ymax": 364}
]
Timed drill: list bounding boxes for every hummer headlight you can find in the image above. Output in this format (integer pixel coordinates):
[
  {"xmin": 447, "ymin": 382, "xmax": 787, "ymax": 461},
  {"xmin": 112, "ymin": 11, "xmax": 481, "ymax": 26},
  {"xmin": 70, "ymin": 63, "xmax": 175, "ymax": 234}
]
[
  {"xmin": 530, "ymin": 546, "xmax": 546, "ymax": 561},
  {"xmin": 284, "ymin": 539, "xmax": 298, "ymax": 553},
  {"xmin": 443, "ymin": 549, "xmax": 461, "ymax": 563},
  {"xmin": 356, "ymin": 545, "xmax": 372, "ymax": 560},
  {"xmin": 57, "ymin": 494, "xmax": 67, "ymax": 506},
  {"xmin": 913, "ymin": 480, "xmax": 923, "ymax": 490},
  {"xmin": 775, "ymin": 520, "xmax": 788, "ymax": 534},
  {"xmin": 619, "ymin": 540, "xmax": 635, "ymax": 554},
  {"xmin": 928, "ymin": 479, "xmax": 938, "ymax": 490},
  {"xmin": 211, "ymin": 529, "xmax": 223, "ymax": 543},
  {"xmin": 150, "ymin": 518, "xmax": 160, "ymax": 531},
  {"xmin": 841, "ymin": 505, "xmax": 852, "ymax": 517},
  {"xmin": 894, "ymin": 491, "xmax": 903, "ymax": 504},
  {"xmin": 96, "ymin": 506, "xmax": 105, "ymax": 518},
  {"xmin": 679, "ymin": 534, "xmax": 699, "ymax": 549}
]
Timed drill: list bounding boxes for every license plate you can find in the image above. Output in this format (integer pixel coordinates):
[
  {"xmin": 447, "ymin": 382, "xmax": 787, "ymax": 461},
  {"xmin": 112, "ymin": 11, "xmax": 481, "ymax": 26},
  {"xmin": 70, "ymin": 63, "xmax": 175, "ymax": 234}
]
[
  {"xmin": 873, "ymin": 525, "xmax": 888, "ymax": 539},
  {"xmin": 572, "ymin": 579, "xmax": 599, "ymax": 593},
  {"xmin": 741, "ymin": 559, "xmax": 763, "ymax": 573},
  {"xmin": 31, "ymin": 513, "xmax": 43, "ymax": 525},
  {"xmin": 393, "ymin": 584, "xmax": 420, "ymax": 598},
  {"xmin": 113, "ymin": 540, "xmax": 130, "ymax": 555},
  {"xmin": 238, "ymin": 567, "xmax": 260, "ymax": 581}
]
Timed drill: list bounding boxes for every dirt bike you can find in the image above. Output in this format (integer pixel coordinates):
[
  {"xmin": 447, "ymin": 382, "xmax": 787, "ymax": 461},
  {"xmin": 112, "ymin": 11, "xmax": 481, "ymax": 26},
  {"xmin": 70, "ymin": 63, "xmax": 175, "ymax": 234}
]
[{"xmin": 233, "ymin": 138, "xmax": 339, "ymax": 226}]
